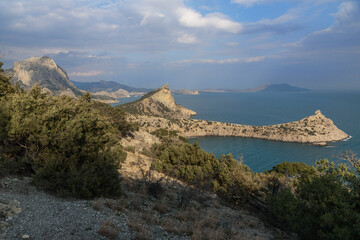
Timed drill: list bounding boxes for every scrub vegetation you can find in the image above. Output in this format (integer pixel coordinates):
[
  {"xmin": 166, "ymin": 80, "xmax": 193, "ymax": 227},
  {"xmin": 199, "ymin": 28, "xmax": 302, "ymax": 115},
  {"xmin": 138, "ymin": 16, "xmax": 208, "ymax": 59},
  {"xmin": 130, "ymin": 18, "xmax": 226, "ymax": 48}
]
[{"xmin": 1, "ymin": 62, "xmax": 359, "ymax": 239}]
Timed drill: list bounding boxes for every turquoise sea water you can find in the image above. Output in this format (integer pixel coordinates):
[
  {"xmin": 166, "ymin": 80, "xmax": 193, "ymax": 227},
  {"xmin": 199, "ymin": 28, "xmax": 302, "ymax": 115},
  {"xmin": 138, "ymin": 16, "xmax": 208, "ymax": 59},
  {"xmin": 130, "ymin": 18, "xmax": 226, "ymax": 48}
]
[{"xmin": 173, "ymin": 91, "xmax": 360, "ymax": 173}]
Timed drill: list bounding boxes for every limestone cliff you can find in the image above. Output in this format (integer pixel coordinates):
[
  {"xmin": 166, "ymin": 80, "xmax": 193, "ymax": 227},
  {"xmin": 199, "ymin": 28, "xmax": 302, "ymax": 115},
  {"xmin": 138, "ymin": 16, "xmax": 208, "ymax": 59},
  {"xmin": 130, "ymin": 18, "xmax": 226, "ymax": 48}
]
[
  {"xmin": 7, "ymin": 56, "xmax": 82, "ymax": 97},
  {"xmin": 119, "ymin": 83, "xmax": 196, "ymax": 119},
  {"xmin": 129, "ymin": 110, "xmax": 349, "ymax": 145}
]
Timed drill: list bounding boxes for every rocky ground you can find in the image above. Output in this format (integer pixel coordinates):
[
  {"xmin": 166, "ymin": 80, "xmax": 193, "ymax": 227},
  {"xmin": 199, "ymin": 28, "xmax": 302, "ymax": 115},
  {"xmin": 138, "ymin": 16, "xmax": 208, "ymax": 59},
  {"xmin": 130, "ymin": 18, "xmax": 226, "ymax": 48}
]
[{"xmin": 0, "ymin": 131, "xmax": 297, "ymax": 240}]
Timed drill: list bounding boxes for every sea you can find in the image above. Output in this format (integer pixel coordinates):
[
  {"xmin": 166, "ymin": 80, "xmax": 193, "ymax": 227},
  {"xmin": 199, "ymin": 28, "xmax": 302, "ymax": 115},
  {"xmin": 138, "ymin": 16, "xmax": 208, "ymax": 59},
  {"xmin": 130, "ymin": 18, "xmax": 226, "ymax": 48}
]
[{"xmin": 116, "ymin": 91, "xmax": 360, "ymax": 173}]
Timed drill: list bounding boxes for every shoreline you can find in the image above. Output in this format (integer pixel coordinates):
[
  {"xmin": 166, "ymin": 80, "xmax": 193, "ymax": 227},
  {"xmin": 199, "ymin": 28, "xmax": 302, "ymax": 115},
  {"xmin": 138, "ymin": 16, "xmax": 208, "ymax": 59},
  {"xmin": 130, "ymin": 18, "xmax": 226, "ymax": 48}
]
[{"xmin": 128, "ymin": 110, "xmax": 349, "ymax": 146}]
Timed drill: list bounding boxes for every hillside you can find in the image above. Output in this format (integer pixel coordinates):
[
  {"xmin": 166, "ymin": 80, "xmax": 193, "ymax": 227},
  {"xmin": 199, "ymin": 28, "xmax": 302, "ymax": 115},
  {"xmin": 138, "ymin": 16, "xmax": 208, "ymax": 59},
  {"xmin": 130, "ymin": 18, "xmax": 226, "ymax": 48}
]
[
  {"xmin": 72, "ymin": 80, "xmax": 151, "ymax": 93},
  {"xmin": 6, "ymin": 56, "xmax": 83, "ymax": 97},
  {"xmin": 1, "ymin": 62, "xmax": 358, "ymax": 240},
  {"xmin": 119, "ymin": 83, "xmax": 196, "ymax": 119}
]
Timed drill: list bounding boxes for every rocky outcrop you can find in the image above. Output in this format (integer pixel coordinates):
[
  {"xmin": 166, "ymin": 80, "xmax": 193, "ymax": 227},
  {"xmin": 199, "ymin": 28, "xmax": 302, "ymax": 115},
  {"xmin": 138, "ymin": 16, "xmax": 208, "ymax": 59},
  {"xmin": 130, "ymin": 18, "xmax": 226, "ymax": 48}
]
[
  {"xmin": 7, "ymin": 56, "xmax": 82, "ymax": 97},
  {"xmin": 119, "ymin": 83, "xmax": 196, "ymax": 119},
  {"xmin": 0, "ymin": 198, "xmax": 21, "ymax": 231},
  {"xmin": 129, "ymin": 110, "xmax": 349, "ymax": 145}
]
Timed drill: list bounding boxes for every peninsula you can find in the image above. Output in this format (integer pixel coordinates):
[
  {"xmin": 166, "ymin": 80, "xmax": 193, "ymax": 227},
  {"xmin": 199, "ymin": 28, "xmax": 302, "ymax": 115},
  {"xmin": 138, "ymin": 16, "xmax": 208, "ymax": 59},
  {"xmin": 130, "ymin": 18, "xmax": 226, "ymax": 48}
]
[{"xmin": 120, "ymin": 84, "xmax": 349, "ymax": 145}]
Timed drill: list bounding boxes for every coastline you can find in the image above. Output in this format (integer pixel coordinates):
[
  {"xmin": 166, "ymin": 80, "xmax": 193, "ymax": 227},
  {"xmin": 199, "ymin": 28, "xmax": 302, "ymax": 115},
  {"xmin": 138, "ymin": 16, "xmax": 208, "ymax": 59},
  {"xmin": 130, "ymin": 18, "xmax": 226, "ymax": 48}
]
[{"xmin": 128, "ymin": 110, "xmax": 349, "ymax": 146}]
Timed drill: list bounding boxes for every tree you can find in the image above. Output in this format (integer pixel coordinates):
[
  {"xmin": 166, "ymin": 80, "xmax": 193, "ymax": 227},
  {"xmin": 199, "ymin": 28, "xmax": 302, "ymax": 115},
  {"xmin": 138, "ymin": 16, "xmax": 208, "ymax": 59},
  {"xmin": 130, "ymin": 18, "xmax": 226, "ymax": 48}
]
[
  {"xmin": 0, "ymin": 62, "xmax": 14, "ymax": 98},
  {"xmin": 268, "ymin": 159, "xmax": 360, "ymax": 240}
]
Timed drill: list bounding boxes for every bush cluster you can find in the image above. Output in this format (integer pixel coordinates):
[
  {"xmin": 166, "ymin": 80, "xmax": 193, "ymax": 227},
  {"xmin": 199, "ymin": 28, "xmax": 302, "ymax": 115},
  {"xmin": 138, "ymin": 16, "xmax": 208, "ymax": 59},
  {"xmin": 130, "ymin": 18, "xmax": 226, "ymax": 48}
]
[
  {"xmin": 151, "ymin": 138, "xmax": 360, "ymax": 239},
  {"xmin": 267, "ymin": 159, "xmax": 360, "ymax": 240},
  {"xmin": 151, "ymin": 142, "xmax": 261, "ymax": 204},
  {"xmin": 0, "ymin": 62, "xmax": 135, "ymax": 198}
]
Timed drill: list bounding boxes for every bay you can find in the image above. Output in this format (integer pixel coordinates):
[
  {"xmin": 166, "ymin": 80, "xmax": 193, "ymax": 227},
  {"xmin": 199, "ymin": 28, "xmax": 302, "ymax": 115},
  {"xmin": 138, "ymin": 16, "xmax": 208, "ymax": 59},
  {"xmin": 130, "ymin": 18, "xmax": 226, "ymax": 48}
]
[{"xmin": 173, "ymin": 91, "xmax": 360, "ymax": 173}]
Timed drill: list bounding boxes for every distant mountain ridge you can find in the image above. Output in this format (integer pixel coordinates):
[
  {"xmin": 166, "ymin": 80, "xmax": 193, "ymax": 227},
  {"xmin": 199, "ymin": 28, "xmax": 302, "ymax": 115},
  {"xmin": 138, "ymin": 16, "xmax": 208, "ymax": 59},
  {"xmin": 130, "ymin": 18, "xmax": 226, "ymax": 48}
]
[
  {"xmin": 200, "ymin": 84, "xmax": 309, "ymax": 93},
  {"xmin": 72, "ymin": 80, "xmax": 151, "ymax": 93}
]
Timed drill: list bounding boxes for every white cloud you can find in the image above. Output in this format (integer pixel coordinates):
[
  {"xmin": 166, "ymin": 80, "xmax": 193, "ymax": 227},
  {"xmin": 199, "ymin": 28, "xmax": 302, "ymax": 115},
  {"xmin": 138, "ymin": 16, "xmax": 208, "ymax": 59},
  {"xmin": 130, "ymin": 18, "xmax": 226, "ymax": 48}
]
[
  {"xmin": 176, "ymin": 7, "xmax": 243, "ymax": 33},
  {"xmin": 166, "ymin": 56, "xmax": 265, "ymax": 65},
  {"xmin": 290, "ymin": 1, "xmax": 360, "ymax": 48},
  {"xmin": 69, "ymin": 70, "xmax": 103, "ymax": 77},
  {"xmin": 227, "ymin": 42, "xmax": 240, "ymax": 47},
  {"xmin": 177, "ymin": 33, "xmax": 199, "ymax": 44},
  {"xmin": 231, "ymin": 0, "xmax": 273, "ymax": 7}
]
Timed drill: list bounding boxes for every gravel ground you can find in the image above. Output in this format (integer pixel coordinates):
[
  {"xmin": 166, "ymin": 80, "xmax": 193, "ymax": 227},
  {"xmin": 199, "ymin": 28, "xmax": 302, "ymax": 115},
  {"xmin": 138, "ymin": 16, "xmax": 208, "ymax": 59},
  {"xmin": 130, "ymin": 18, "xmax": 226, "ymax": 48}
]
[
  {"xmin": 0, "ymin": 177, "xmax": 130, "ymax": 240},
  {"xmin": 0, "ymin": 175, "xmax": 296, "ymax": 240}
]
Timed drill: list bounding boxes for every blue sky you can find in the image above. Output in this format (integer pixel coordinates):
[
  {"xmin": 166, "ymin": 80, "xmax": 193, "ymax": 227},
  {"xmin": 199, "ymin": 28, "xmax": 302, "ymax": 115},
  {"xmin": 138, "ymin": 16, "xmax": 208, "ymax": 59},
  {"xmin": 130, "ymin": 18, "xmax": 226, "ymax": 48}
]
[{"xmin": 0, "ymin": 0, "xmax": 359, "ymax": 90}]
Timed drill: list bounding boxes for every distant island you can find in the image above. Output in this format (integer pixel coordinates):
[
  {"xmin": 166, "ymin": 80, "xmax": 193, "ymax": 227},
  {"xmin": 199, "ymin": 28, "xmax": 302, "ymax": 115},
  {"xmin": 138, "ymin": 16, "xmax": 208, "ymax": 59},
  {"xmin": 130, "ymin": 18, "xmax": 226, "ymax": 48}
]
[{"xmin": 200, "ymin": 83, "xmax": 309, "ymax": 93}]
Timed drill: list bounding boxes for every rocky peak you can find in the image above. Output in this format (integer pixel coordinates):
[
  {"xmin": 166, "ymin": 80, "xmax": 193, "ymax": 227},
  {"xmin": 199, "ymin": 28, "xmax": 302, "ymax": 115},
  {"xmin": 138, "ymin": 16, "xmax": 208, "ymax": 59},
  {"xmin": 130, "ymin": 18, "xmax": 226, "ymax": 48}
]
[
  {"xmin": 8, "ymin": 56, "xmax": 82, "ymax": 97},
  {"xmin": 120, "ymin": 83, "xmax": 196, "ymax": 119},
  {"xmin": 160, "ymin": 82, "xmax": 169, "ymax": 89}
]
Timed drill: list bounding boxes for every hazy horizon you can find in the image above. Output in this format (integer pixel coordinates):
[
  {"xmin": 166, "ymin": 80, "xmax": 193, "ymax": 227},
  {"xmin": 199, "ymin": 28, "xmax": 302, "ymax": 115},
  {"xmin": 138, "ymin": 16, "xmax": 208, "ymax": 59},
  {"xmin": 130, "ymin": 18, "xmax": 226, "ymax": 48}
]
[{"xmin": 1, "ymin": 0, "xmax": 359, "ymax": 90}]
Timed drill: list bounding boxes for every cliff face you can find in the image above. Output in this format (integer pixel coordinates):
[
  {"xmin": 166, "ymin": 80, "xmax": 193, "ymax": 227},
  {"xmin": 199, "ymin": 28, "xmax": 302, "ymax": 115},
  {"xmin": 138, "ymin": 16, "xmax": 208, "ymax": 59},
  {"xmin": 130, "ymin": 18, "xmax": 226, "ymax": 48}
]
[
  {"xmin": 8, "ymin": 56, "xmax": 82, "ymax": 97},
  {"xmin": 120, "ymin": 83, "xmax": 196, "ymax": 119},
  {"xmin": 129, "ymin": 110, "xmax": 349, "ymax": 145}
]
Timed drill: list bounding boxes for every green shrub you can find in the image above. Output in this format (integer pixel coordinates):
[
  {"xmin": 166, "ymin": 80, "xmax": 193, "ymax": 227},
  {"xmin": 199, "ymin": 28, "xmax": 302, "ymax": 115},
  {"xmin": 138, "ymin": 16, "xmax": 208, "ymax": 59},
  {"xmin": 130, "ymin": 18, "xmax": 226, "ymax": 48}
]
[
  {"xmin": 151, "ymin": 142, "xmax": 260, "ymax": 204},
  {"xmin": 266, "ymin": 161, "xmax": 316, "ymax": 177},
  {"xmin": 1, "ymin": 84, "xmax": 131, "ymax": 198},
  {"xmin": 267, "ymin": 160, "xmax": 360, "ymax": 240}
]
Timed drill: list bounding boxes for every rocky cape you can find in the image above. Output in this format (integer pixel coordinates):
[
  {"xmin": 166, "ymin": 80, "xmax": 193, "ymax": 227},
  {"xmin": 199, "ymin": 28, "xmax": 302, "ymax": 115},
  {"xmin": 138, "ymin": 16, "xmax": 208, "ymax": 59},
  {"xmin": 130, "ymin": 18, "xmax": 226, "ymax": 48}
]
[{"xmin": 123, "ymin": 84, "xmax": 349, "ymax": 145}]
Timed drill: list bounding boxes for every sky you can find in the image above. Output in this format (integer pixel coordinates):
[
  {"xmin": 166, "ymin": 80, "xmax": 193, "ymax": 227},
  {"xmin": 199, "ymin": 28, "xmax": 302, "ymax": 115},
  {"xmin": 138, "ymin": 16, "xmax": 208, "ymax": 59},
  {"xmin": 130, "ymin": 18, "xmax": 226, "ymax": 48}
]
[{"xmin": 0, "ymin": 0, "xmax": 359, "ymax": 90}]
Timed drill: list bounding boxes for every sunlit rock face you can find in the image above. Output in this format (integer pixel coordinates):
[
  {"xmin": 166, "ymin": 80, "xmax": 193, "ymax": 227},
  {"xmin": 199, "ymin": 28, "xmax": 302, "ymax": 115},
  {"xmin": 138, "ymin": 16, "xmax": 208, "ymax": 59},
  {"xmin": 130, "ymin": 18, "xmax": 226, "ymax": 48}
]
[{"xmin": 8, "ymin": 56, "xmax": 82, "ymax": 97}]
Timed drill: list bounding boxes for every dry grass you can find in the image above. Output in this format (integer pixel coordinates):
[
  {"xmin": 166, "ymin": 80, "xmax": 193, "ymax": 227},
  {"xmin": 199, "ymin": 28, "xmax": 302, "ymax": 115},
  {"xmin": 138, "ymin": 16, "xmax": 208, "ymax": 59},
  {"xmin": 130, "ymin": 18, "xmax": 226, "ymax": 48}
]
[
  {"xmin": 92, "ymin": 199, "xmax": 103, "ymax": 211},
  {"xmin": 114, "ymin": 199, "xmax": 128, "ymax": 212},
  {"xmin": 176, "ymin": 206, "xmax": 200, "ymax": 222},
  {"xmin": 132, "ymin": 228, "xmax": 152, "ymax": 240},
  {"xmin": 128, "ymin": 196, "xmax": 142, "ymax": 211},
  {"xmin": 127, "ymin": 214, "xmax": 145, "ymax": 232},
  {"xmin": 140, "ymin": 210, "xmax": 158, "ymax": 225},
  {"xmin": 98, "ymin": 219, "xmax": 120, "ymax": 240},
  {"xmin": 104, "ymin": 199, "xmax": 114, "ymax": 209},
  {"xmin": 153, "ymin": 196, "xmax": 169, "ymax": 214},
  {"xmin": 127, "ymin": 214, "xmax": 152, "ymax": 240},
  {"xmin": 190, "ymin": 212, "xmax": 230, "ymax": 240},
  {"xmin": 160, "ymin": 216, "xmax": 190, "ymax": 236}
]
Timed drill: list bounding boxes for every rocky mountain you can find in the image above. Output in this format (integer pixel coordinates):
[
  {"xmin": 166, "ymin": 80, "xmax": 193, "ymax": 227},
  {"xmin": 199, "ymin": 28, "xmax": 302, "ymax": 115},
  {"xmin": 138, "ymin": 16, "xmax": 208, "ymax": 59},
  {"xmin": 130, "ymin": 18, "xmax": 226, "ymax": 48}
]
[
  {"xmin": 119, "ymin": 83, "xmax": 196, "ymax": 119},
  {"xmin": 7, "ymin": 56, "xmax": 82, "ymax": 97},
  {"xmin": 72, "ymin": 80, "xmax": 151, "ymax": 93}
]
